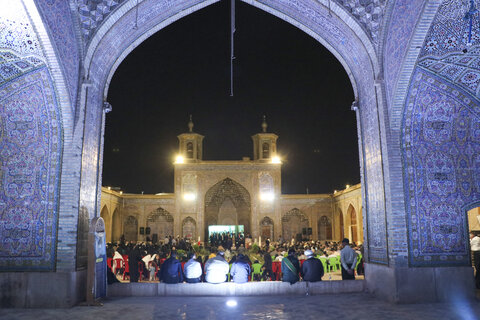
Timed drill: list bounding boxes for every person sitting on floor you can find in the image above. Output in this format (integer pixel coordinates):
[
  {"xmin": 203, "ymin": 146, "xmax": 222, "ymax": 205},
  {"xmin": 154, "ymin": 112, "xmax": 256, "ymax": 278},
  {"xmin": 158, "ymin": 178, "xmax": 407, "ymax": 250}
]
[
  {"xmin": 205, "ymin": 251, "xmax": 230, "ymax": 283},
  {"xmin": 184, "ymin": 252, "xmax": 203, "ymax": 283},
  {"xmin": 160, "ymin": 250, "xmax": 184, "ymax": 284},
  {"xmin": 230, "ymin": 253, "xmax": 251, "ymax": 283},
  {"xmin": 301, "ymin": 249, "xmax": 324, "ymax": 282}
]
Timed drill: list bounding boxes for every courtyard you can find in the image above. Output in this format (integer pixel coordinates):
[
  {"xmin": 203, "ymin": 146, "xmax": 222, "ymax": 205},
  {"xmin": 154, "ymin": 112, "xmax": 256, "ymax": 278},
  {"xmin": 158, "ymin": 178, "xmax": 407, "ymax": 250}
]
[{"xmin": 1, "ymin": 293, "xmax": 480, "ymax": 320}]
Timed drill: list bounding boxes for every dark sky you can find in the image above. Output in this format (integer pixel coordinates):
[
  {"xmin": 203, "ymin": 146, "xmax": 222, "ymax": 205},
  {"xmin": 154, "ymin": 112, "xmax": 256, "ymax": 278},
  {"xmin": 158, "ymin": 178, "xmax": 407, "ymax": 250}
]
[{"xmin": 104, "ymin": 0, "xmax": 359, "ymax": 195}]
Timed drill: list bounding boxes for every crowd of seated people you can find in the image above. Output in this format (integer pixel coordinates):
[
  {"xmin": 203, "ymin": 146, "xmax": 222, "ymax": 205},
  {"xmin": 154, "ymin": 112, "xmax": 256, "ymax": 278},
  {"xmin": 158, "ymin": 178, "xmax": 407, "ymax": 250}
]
[{"xmin": 106, "ymin": 235, "xmax": 364, "ymax": 285}]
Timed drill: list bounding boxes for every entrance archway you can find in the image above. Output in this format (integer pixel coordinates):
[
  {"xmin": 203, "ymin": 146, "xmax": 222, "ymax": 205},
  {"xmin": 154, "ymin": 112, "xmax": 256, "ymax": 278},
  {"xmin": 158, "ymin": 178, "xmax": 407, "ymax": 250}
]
[
  {"xmin": 260, "ymin": 216, "xmax": 274, "ymax": 241},
  {"xmin": 83, "ymin": 0, "xmax": 383, "ymax": 263},
  {"xmin": 204, "ymin": 178, "xmax": 251, "ymax": 237},
  {"xmin": 100, "ymin": 205, "xmax": 111, "ymax": 242},
  {"xmin": 124, "ymin": 215, "xmax": 138, "ymax": 242},
  {"xmin": 146, "ymin": 208, "xmax": 174, "ymax": 242},
  {"xmin": 282, "ymin": 208, "xmax": 308, "ymax": 242},
  {"xmin": 346, "ymin": 204, "xmax": 357, "ymax": 243},
  {"xmin": 468, "ymin": 206, "xmax": 480, "ymax": 233},
  {"xmin": 182, "ymin": 217, "xmax": 197, "ymax": 240},
  {"xmin": 112, "ymin": 208, "xmax": 122, "ymax": 242}
]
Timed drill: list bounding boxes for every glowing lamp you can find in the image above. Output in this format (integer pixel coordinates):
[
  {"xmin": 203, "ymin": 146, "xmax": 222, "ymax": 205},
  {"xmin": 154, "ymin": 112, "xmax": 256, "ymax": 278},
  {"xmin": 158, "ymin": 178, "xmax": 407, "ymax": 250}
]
[
  {"xmin": 346, "ymin": 184, "xmax": 350, "ymax": 189},
  {"xmin": 183, "ymin": 193, "xmax": 196, "ymax": 201},
  {"xmin": 226, "ymin": 299, "xmax": 237, "ymax": 307},
  {"xmin": 271, "ymin": 156, "xmax": 281, "ymax": 164},
  {"xmin": 260, "ymin": 192, "xmax": 275, "ymax": 201},
  {"xmin": 175, "ymin": 155, "xmax": 185, "ymax": 164}
]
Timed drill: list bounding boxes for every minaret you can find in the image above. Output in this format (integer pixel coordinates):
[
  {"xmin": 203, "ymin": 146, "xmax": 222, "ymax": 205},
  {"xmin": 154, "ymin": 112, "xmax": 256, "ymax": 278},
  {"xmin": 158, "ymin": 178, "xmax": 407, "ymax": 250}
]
[
  {"xmin": 251, "ymin": 115, "xmax": 279, "ymax": 162},
  {"xmin": 177, "ymin": 115, "xmax": 204, "ymax": 162}
]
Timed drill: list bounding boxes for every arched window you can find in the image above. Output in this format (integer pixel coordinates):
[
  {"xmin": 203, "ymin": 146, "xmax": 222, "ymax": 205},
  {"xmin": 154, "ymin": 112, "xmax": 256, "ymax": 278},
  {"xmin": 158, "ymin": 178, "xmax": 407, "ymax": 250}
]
[
  {"xmin": 186, "ymin": 142, "xmax": 194, "ymax": 158},
  {"xmin": 262, "ymin": 142, "xmax": 270, "ymax": 158}
]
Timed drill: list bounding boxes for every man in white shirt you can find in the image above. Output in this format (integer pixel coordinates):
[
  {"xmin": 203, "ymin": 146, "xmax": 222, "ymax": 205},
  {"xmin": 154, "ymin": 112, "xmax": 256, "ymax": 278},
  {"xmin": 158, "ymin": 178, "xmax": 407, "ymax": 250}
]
[
  {"xmin": 184, "ymin": 252, "xmax": 202, "ymax": 283},
  {"xmin": 205, "ymin": 251, "xmax": 230, "ymax": 283},
  {"xmin": 470, "ymin": 232, "xmax": 480, "ymax": 289},
  {"xmin": 340, "ymin": 238, "xmax": 357, "ymax": 280}
]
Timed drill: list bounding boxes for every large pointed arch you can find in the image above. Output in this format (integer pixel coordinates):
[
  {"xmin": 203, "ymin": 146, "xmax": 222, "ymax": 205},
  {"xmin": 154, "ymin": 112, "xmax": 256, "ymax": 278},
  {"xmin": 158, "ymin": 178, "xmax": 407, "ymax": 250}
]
[
  {"xmin": 100, "ymin": 205, "xmax": 111, "ymax": 242},
  {"xmin": 81, "ymin": 0, "xmax": 386, "ymax": 262},
  {"xmin": 204, "ymin": 177, "xmax": 251, "ymax": 235},
  {"xmin": 282, "ymin": 208, "xmax": 308, "ymax": 242},
  {"xmin": 147, "ymin": 207, "xmax": 174, "ymax": 241}
]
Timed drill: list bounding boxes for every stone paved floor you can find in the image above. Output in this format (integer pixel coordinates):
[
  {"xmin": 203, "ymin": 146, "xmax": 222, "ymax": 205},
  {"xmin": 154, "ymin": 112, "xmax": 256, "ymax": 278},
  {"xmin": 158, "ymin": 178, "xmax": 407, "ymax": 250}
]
[{"xmin": 1, "ymin": 293, "xmax": 480, "ymax": 320}]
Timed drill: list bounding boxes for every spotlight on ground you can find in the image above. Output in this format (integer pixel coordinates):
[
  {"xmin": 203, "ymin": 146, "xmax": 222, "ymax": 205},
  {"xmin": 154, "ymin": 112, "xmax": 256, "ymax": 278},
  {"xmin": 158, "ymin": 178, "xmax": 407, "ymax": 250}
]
[{"xmin": 226, "ymin": 299, "xmax": 237, "ymax": 307}]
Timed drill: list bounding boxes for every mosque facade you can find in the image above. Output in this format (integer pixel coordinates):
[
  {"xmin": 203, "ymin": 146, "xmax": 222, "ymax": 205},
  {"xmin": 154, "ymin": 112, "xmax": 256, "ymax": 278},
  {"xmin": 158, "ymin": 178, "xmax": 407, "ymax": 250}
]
[{"xmin": 100, "ymin": 119, "xmax": 363, "ymax": 244}]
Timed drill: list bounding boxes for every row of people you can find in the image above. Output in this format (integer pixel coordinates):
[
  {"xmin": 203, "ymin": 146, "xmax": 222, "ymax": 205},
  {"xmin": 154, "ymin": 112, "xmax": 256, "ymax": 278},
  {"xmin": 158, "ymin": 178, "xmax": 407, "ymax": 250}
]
[{"xmin": 119, "ymin": 238, "xmax": 357, "ymax": 284}]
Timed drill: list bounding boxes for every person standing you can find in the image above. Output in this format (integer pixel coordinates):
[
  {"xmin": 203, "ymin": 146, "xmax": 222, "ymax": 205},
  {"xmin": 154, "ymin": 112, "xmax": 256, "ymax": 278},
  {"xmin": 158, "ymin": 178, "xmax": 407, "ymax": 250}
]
[
  {"xmin": 128, "ymin": 244, "xmax": 141, "ymax": 282},
  {"xmin": 470, "ymin": 232, "xmax": 480, "ymax": 289},
  {"xmin": 301, "ymin": 249, "xmax": 324, "ymax": 282},
  {"xmin": 340, "ymin": 238, "xmax": 357, "ymax": 280},
  {"xmin": 281, "ymin": 248, "xmax": 300, "ymax": 284}
]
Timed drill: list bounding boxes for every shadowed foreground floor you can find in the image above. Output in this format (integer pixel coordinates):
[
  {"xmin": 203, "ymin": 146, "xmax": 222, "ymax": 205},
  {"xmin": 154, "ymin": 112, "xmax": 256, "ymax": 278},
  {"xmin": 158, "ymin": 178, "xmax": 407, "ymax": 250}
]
[{"xmin": 1, "ymin": 293, "xmax": 480, "ymax": 320}]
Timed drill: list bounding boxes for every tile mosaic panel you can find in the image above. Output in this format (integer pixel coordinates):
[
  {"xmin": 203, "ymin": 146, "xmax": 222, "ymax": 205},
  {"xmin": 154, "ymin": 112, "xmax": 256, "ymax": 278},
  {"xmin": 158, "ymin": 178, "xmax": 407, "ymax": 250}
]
[
  {"xmin": 402, "ymin": 67, "xmax": 480, "ymax": 267},
  {"xmin": 0, "ymin": 66, "xmax": 62, "ymax": 271}
]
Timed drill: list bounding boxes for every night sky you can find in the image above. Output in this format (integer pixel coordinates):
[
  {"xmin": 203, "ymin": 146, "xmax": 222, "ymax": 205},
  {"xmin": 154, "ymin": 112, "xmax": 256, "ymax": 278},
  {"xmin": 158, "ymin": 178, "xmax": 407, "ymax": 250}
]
[{"xmin": 103, "ymin": 0, "xmax": 359, "ymax": 195}]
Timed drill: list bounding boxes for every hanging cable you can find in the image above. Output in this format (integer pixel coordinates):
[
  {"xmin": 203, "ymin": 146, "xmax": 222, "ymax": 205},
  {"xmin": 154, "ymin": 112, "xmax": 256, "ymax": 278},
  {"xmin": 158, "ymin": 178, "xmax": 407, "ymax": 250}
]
[
  {"xmin": 134, "ymin": 0, "xmax": 139, "ymax": 29},
  {"xmin": 463, "ymin": 0, "xmax": 478, "ymax": 49},
  {"xmin": 230, "ymin": 0, "xmax": 236, "ymax": 96}
]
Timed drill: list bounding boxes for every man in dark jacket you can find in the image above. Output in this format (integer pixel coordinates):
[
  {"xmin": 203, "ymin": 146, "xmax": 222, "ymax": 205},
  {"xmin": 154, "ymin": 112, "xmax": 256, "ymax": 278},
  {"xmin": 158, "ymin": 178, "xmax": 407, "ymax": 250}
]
[
  {"xmin": 301, "ymin": 249, "xmax": 324, "ymax": 282},
  {"xmin": 281, "ymin": 248, "xmax": 300, "ymax": 284},
  {"xmin": 230, "ymin": 253, "xmax": 251, "ymax": 283},
  {"xmin": 160, "ymin": 250, "xmax": 184, "ymax": 283}
]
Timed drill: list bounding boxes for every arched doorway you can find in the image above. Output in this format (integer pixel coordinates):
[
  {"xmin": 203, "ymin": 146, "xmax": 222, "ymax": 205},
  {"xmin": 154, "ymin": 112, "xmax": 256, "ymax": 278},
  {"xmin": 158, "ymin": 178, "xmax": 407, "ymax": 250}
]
[
  {"xmin": 260, "ymin": 216, "xmax": 274, "ymax": 240},
  {"xmin": 282, "ymin": 208, "xmax": 309, "ymax": 242},
  {"xmin": 468, "ymin": 207, "xmax": 480, "ymax": 233},
  {"xmin": 100, "ymin": 205, "xmax": 111, "ymax": 242},
  {"xmin": 124, "ymin": 215, "xmax": 138, "ymax": 242},
  {"xmin": 112, "ymin": 208, "xmax": 122, "ymax": 242},
  {"xmin": 147, "ymin": 208, "xmax": 174, "ymax": 242},
  {"xmin": 347, "ymin": 204, "xmax": 357, "ymax": 243},
  {"xmin": 204, "ymin": 178, "xmax": 251, "ymax": 237},
  {"xmin": 317, "ymin": 216, "xmax": 332, "ymax": 241},
  {"xmin": 339, "ymin": 208, "xmax": 344, "ymax": 240},
  {"xmin": 182, "ymin": 217, "xmax": 196, "ymax": 240}
]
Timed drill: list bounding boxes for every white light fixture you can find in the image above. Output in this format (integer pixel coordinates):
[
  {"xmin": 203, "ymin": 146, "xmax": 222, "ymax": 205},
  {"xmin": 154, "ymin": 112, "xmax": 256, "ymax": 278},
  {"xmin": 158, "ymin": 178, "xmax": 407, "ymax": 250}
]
[
  {"xmin": 175, "ymin": 155, "xmax": 185, "ymax": 164},
  {"xmin": 183, "ymin": 193, "xmax": 196, "ymax": 201},
  {"xmin": 271, "ymin": 156, "xmax": 281, "ymax": 164},
  {"xmin": 346, "ymin": 184, "xmax": 350, "ymax": 189},
  {"xmin": 226, "ymin": 299, "xmax": 237, "ymax": 307},
  {"xmin": 260, "ymin": 192, "xmax": 275, "ymax": 202}
]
